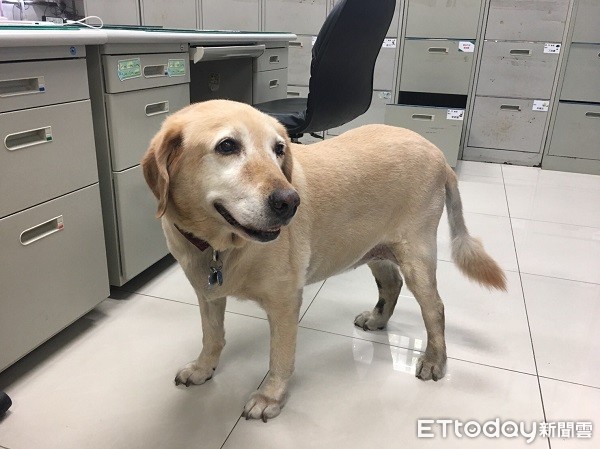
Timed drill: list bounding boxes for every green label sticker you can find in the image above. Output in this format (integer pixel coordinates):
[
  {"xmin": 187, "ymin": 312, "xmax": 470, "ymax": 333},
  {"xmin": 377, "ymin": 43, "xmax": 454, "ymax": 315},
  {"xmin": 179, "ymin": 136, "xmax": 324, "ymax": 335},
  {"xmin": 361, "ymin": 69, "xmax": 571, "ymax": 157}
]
[
  {"xmin": 167, "ymin": 59, "xmax": 186, "ymax": 77},
  {"xmin": 117, "ymin": 58, "xmax": 141, "ymax": 81}
]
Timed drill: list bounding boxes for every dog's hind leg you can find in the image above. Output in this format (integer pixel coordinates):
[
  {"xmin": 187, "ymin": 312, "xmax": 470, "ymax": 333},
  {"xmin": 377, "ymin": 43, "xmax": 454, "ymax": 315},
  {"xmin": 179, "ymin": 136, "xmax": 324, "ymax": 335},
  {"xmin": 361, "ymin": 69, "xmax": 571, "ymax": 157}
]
[
  {"xmin": 392, "ymin": 237, "xmax": 447, "ymax": 381},
  {"xmin": 354, "ymin": 260, "xmax": 403, "ymax": 331}
]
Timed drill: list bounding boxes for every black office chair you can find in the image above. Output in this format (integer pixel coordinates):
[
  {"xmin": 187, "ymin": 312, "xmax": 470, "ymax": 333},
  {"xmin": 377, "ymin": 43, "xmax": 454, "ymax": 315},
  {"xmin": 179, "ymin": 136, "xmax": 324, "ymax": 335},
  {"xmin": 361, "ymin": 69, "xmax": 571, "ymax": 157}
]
[{"xmin": 254, "ymin": 0, "xmax": 396, "ymax": 140}]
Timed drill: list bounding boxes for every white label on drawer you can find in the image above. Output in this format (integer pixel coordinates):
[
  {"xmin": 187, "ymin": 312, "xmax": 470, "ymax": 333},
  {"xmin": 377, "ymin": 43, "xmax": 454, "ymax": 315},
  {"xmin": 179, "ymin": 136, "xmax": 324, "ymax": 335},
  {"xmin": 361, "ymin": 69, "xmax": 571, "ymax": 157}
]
[
  {"xmin": 378, "ymin": 91, "xmax": 392, "ymax": 101},
  {"xmin": 544, "ymin": 43, "xmax": 561, "ymax": 54},
  {"xmin": 117, "ymin": 58, "xmax": 141, "ymax": 81},
  {"xmin": 312, "ymin": 36, "xmax": 317, "ymax": 46},
  {"xmin": 382, "ymin": 38, "xmax": 397, "ymax": 49},
  {"xmin": 447, "ymin": 109, "xmax": 465, "ymax": 120},
  {"xmin": 532, "ymin": 100, "xmax": 549, "ymax": 112},
  {"xmin": 167, "ymin": 59, "xmax": 186, "ymax": 77},
  {"xmin": 458, "ymin": 41, "xmax": 475, "ymax": 53}
]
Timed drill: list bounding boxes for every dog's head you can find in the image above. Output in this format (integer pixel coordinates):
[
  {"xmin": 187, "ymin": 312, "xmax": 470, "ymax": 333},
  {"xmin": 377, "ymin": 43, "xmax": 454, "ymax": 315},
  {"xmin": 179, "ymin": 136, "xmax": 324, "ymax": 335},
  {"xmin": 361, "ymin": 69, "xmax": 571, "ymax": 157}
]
[{"xmin": 141, "ymin": 100, "xmax": 299, "ymax": 249}]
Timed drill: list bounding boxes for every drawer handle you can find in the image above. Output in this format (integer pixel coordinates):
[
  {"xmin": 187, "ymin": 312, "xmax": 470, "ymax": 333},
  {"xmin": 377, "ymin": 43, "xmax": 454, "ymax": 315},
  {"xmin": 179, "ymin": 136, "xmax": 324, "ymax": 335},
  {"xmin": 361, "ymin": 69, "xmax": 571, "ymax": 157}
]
[
  {"xmin": 500, "ymin": 104, "xmax": 521, "ymax": 112},
  {"xmin": 5, "ymin": 126, "xmax": 53, "ymax": 151},
  {"xmin": 585, "ymin": 112, "xmax": 600, "ymax": 119},
  {"xmin": 287, "ymin": 90, "xmax": 301, "ymax": 97},
  {"xmin": 143, "ymin": 64, "xmax": 168, "ymax": 78},
  {"xmin": 428, "ymin": 47, "xmax": 449, "ymax": 54},
  {"xmin": 510, "ymin": 49, "xmax": 531, "ymax": 56},
  {"xmin": 412, "ymin": 114, "xmax": 434, "ymax": 121},
  {"xmin": 145, "ymin": 101, "xmax": 170, "ymax": 116},
  {"xmin": 289, "ymin": 41, "xmax": 303, "ymax": 47},
  {"xmin": 269, "ymin": 79, "xmax": 280, "ymax": 89},
  {"xmin": 269, "ymin": 55, "xmax": 280, "ymax": 64},
  {"xmin": 20, "ymin": 215, "xmax": 64, "ymax": 246},
  {"xmin": 0, "ymin": 76, "xmax": 45, "ymax": 97}
]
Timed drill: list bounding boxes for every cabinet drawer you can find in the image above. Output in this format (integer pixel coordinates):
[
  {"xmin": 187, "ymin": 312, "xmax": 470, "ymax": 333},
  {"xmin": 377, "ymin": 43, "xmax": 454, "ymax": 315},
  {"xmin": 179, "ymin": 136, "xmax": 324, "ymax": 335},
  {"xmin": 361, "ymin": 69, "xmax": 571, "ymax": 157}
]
[
  {"xmin": 486, "ymin": 0, "xmax": 569, "ymax": 41},
  {"xmin": 264, "ymin": 0, "xmax": 327, "ymax": 35},
  {"xmin": 0, "ymin": 184, "xmax": 109, "ymax": 371},
  {"xmin": 113, "ymin": 166, "xmax": 169, "ymax": 283},
  {"xmin": 0, "ymin": 59, "xmax": 88, "ymax": 113},
  {"xmin": 572, "ymin": 0, "xmax": 600, "ymax": 43},
  {"xmin": 254, "ymin": 47, "xmax": 288, "ymax": 72},
  {"xmin": 374, "ymin": 42, "xmax": 397, "ymax": 91},
  {"xmin": 406, "ymin": 0, "xmax": 481, "ymax": 39},
  {"xmin": 468, "ymin": 96, "xmax": 548, "ymax": 153},
  {"xmin": 400, "ymin": 39, "xmax": 474, "ymax": 95},
  {"xmin": 561, "ymin": 44, "xmax": 600, "ymax": 103},
  {"xmin": 548, "ymin": 102, "xmax": 600, "ymax": 160},
  {"xmin": 477, "ymin": 41, "xmax": 559, "ymax": 99},
  {"xmin": 327, "ymin": 91, "xmax": 392, "ymax": 137},
  {"xmin": 288, "ymin": 35, "xmax": 314, "ymax": 86},
  {"xmin": 253, "ymin": 69, "xmax": 288, "ymax": 104},
  {"xmin": 385, "ymin": 104, "xmax": 463, "ymax": 166},
  {"xmin": 102, "ymin": 53, "xmax": 190, "ymax": 93},
  {"xmin": 106, "ymin": 84, "xmax": 190, "ymax": 172},
  {"xmin": 0, "ymin": 100, "xmax": 98, "ymax": 218}
]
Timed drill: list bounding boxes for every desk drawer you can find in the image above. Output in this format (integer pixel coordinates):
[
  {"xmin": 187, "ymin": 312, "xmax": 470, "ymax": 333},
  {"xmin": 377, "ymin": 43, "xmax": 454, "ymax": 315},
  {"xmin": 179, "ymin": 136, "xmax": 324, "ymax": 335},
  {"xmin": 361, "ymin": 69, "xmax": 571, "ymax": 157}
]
[
  {"xmin": 406, "ymin": 0, "xmax": 481, "ymax": 39},
  {"xmin": 254, "ymin": 47, "xmax": 288, "ymax": 72},
  {"xmin": 486, "ymin": 0, "xmax": 569, "ymax": 41},
  {"xmin": 468, "ymin": 96, "xmax": 548, "ymax": 153},
  {"xmin": 102, "ymin": 53, "xmax": 190, "ymax": 93},
  {"xmin": 561, "ymin": 44, "xmax": 600, "ymax": 103},
  {"xmin": 0, "ymin": 183, "xmax": 108, "ymax": 371},
  {"xmin": 0, "ymin": 100, "xmax": 98, "ymax": 218},
  {"xmin": 0, "ymin": 59, "xmax": 88, "ymax": 113},
  {"xmin": 400, "ymin": 39, "xmax": 474, "ymax": 95},
  {"xmin": 253, "ymin": 69, "xmax": 288, "ymax": 104},
  {"xmin": 548, "ymin": 102, "xmax": 600, "ymax": 160},
  {"xmin": 106, "ymin": 84, "xmax": 190, "ymax": 172},
  {"xmin": 113, "ymin": 165, "xmax": 169, "ymax": 283},
  {"xmin": 385, "ymin": 104, "xmax": 463, "ymax": 166},
  {"xmin": 477, "ymin": 41, "xmax": 559, "ymax": 99}
]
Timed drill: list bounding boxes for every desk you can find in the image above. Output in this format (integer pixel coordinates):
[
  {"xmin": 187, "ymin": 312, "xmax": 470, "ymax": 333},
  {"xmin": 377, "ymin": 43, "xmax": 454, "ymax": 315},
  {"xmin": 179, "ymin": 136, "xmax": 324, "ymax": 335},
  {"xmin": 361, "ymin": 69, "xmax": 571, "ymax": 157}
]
[{"xmin": 0, "ymin": 28, "xmax": 295, "ymax": 371}]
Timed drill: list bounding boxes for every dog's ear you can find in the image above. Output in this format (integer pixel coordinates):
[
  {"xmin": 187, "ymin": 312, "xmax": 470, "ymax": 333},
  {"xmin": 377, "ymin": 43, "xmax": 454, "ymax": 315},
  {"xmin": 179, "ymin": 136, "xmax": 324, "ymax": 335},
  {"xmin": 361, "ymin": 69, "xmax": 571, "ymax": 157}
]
[
  {"xmin": 281, "ymin": 143, "xmax": 294, "ymax": 183},
  {"xmin": 141, "ymin": 120, "xmax": 183, "ymax": 218}
]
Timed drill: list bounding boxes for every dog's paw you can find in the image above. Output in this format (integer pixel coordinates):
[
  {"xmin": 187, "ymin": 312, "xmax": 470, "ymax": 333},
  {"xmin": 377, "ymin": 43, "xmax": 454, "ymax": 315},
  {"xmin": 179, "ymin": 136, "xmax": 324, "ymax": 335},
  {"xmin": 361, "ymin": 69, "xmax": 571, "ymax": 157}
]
[
  {"xmin": 174, "ymin": 361, "xmax": 215, "ymax": 387},
  {"xmin": 242, "ymin": 391, "xmax": 284, "ymax": 422},
  {"xmin": 415, "ymin": 354, "xmax": 446, "ymax": 382},
  {"xmin": 354, "ymin": 311, "xmax": 386, "ymax": 331}
]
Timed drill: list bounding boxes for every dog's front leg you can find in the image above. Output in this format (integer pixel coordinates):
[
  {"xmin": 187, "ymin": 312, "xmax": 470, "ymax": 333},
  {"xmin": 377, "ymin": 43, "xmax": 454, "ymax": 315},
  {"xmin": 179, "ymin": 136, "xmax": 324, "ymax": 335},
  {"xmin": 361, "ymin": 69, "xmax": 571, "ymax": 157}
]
[
  {"xmin": 243, "ymin": 292, "xmax": 301, "ymax": 422},
  {"xmin": 175, "ymin": 295, "xmax": 226, "ymax": 386}
]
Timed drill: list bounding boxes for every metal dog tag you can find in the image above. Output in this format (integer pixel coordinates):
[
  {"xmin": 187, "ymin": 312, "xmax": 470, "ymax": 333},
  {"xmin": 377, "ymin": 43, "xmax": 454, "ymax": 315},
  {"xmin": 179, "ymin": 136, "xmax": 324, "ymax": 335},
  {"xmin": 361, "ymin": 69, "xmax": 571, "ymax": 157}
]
[{"xmin": 208, "ymin": 251, "xmax": 223, "ymax": 287}]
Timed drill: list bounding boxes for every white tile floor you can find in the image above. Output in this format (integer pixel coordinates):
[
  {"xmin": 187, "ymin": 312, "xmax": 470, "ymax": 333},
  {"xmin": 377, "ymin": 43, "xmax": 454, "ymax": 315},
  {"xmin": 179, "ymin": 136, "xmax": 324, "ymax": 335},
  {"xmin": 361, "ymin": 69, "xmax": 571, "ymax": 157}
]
[{"xmin": 1, "ymin": 161, "xmax": 599, "ymax": 449}]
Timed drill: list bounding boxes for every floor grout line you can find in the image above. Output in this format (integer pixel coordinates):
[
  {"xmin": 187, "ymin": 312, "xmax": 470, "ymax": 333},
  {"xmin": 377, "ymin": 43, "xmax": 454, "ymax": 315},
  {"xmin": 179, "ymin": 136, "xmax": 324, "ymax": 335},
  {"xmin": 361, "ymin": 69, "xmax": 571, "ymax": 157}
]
[
  {"xmin": 509, "ymin": 215, "xmax": 600, "ymax": 230},
  {"xmin": 299, "ymin": 280, "xmax": 327, "ymax": 323},
  {"xmin": 501, "ymin": 165, "xmax": 551, "ymax": 449}
]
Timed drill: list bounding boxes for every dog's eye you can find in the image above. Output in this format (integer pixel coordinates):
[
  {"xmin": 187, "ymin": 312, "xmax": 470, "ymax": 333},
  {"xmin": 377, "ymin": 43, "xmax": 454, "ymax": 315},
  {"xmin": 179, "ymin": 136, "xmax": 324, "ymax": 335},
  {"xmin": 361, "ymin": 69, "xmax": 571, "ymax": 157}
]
[
  {"xmin": 216, "ymin": 138, "xmax": 239, "ymax": 155},
  {"xmin": 274, "ymin": 142, "xmax": 285, "ymax": 157}
]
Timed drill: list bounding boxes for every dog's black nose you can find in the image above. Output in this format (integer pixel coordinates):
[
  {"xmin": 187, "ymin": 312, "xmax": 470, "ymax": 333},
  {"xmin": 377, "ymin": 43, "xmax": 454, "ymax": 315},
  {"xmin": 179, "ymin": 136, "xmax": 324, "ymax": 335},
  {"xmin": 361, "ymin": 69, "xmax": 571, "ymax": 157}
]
[{"xmin": 268, "ymin": 189, "xmax": 300, "ymax": 221}]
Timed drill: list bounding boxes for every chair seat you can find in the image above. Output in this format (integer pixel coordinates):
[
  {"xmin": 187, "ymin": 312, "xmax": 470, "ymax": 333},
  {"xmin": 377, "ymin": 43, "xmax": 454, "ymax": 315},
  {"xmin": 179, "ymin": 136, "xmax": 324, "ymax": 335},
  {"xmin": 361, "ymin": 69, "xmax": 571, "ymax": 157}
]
[{"xmin": 254, "ymin": 98, "xmax": 308, "ymax": 135}]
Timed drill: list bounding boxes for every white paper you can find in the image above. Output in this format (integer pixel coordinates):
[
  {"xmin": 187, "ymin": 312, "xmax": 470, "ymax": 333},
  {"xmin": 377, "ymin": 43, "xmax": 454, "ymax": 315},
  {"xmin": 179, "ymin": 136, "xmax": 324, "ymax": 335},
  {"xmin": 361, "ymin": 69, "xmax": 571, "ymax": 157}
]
[
  {"xmin": 458, "ymin": 41, "xmax": 475, "ymax": 53},
  {"xmin": 532, "ymin": 100, "xmax": 550, "ymax": 112},
  {"xmin": 382, "ymin": 38, "xmax": 397, "ymax": 49},
  {"xmin": 544, "ymin": 43, "xmax": 561, "ymax": 54},
  {"xmin": 447, "ymin": 109, "xmax": 465, "ymax": 120}
]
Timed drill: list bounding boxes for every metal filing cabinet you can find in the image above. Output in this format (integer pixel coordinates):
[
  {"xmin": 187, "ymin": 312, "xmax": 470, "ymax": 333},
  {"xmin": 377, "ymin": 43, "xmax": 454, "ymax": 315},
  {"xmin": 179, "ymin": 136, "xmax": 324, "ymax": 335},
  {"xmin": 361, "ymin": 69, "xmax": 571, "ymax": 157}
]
[
  {"xmin": 385, "ymin": 104, "xmax": 464, "ymax": 166},
  {"xmin": 202, "ymin": 0, "xmax": 261, "ymax": 31},
  {"xmin": 87, "ymin": 44, "xmax": 191, "ymax": 286},
  {"xmin": 465, "ymin": 0, "xmax": 568, "ymax": 165},
  {"xmin": 405, "ymin": 0, "xmax": 481, "ymax": 39},
  {"xmin": 83, "ymin": 0, "xmax": 140, "ymax": 25},
  {"xmin": 288, "ymin": 35, "xmax": 314, "ymax": 86},
  {"xmin": 140, "ymin": 0, "xmax": 198, "ymax": 29},
  {"xmin": 327, "ymin": 91, "xmax": 393, "ymax": 137},
  {"xmin": 0, "ymin": 46, "xmax": 109, "ymax": 371},
  {"xmin": 265, "ymin": 0, "xmax": 328, "ymax": 35},
  {"xmin": 485, "ymin": 0, "xmax": 570, "ymax": 42},
  {"xmin": 543, "ymin": 0, "xmax": 600, "ymax": 173}
]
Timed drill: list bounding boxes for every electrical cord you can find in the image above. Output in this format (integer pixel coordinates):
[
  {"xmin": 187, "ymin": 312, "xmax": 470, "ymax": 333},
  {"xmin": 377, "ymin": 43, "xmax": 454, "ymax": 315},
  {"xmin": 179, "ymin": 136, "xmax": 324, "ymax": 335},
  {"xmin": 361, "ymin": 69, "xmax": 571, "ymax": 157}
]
[{"xmin": 64, "ymin": 15, "xmax": 103, "ymax": 29}]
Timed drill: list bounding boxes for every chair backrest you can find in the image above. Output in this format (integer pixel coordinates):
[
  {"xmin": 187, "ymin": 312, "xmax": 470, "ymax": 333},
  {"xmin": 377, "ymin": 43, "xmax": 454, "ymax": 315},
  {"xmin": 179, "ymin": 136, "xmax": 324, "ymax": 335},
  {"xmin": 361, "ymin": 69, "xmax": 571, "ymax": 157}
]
[{"xmin": 303, "ymin": 0, "xmax": 396, "ymax": 133}]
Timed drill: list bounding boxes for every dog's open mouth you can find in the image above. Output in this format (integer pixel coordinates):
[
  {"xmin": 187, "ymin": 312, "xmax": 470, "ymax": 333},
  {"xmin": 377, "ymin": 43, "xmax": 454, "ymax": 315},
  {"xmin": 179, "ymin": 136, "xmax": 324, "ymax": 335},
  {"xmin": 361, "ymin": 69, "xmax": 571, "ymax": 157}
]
[{"xmin": 214, "ymin": 203, "xmax": 281, "ymax": 242}]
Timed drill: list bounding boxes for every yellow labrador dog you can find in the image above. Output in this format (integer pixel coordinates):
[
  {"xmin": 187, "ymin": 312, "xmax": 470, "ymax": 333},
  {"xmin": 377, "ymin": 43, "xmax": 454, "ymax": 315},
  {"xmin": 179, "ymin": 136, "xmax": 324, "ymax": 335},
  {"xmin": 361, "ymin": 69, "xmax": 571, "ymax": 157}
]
[{"xmin": 142, "ymin": 99, "xmax": 506, "ymax": 421}]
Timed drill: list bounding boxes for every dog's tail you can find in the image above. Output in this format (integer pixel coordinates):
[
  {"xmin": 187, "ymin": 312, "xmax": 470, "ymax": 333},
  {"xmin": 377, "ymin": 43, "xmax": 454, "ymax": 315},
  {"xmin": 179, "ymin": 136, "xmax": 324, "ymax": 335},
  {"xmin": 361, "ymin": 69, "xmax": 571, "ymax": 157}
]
[{"xmin": 445, "ymin": 165, "xmax": 507, "ymax": 291}]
